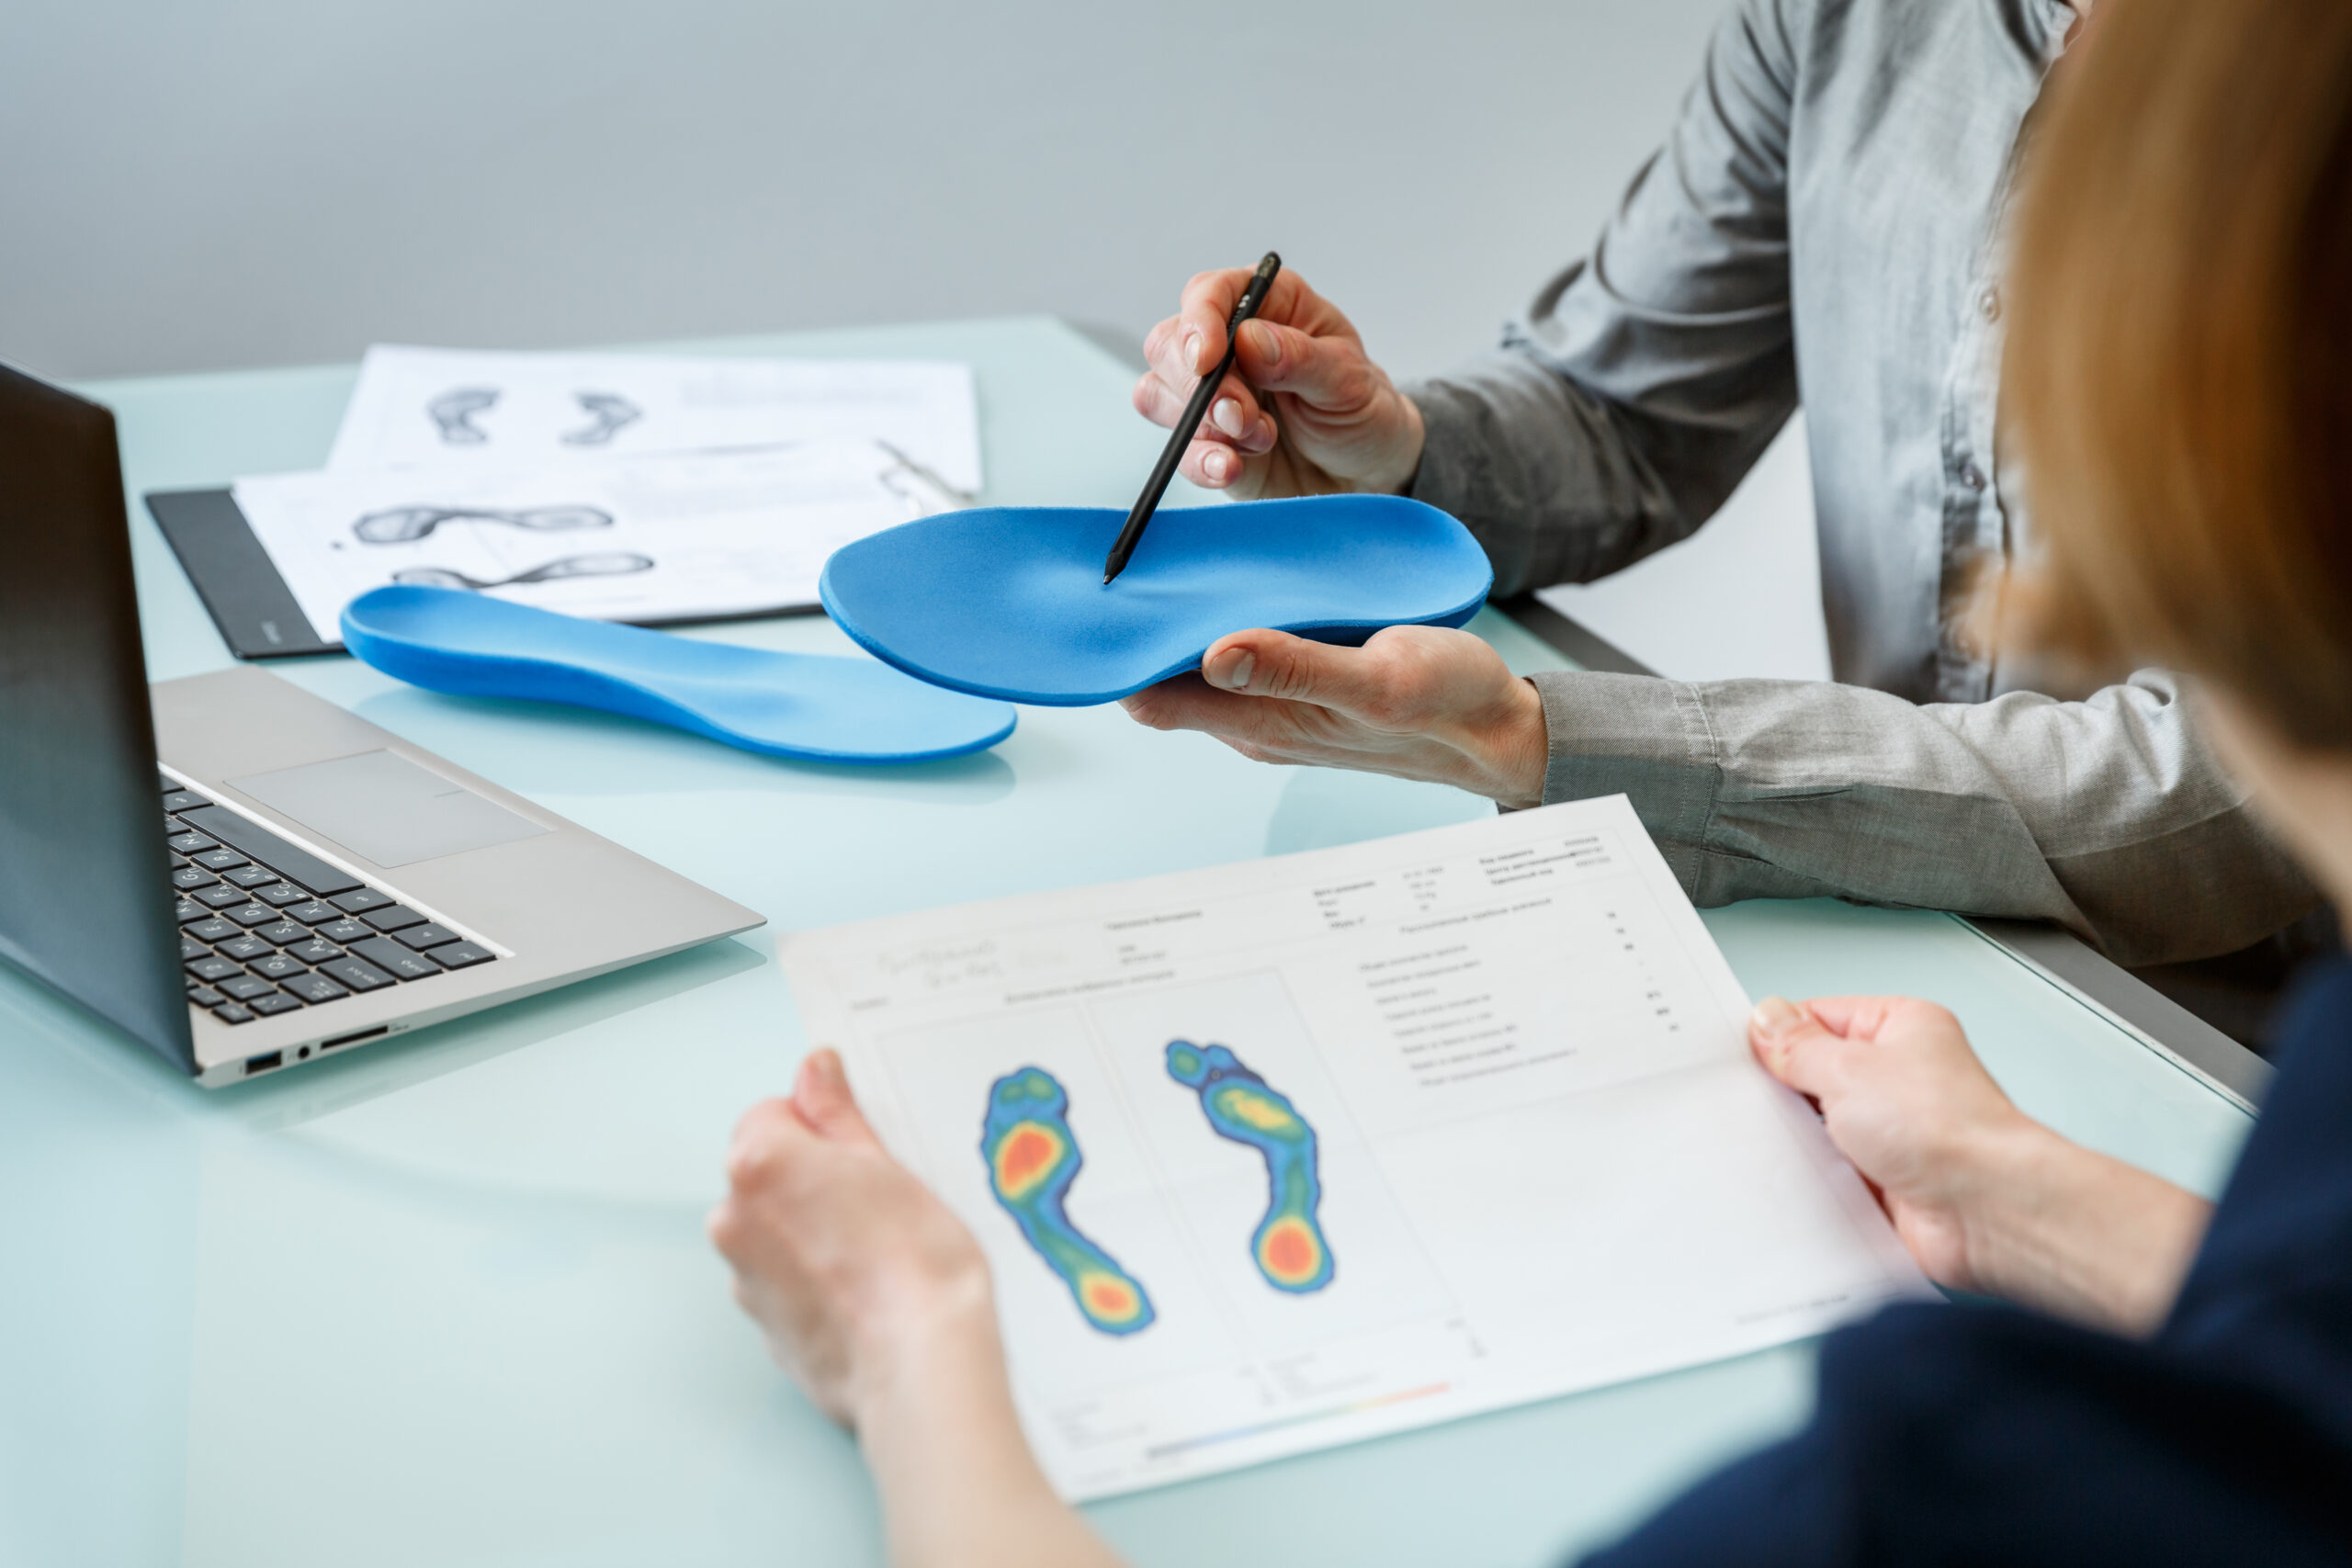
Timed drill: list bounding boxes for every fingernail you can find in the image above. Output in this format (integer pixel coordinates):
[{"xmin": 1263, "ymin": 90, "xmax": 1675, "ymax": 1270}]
[
  {"xmin": 1205, "ymin": 448, "xmax": 1230, "ymax": 480},
  {"xmin": 1212, "ymin": 650, "xmax": 1254, "ymax": 691},
  {"xmin": 1182, "ymin": 331, "xmax": 1201, "ymax": 374},
  {"xmin": 1246, "ymin": 320, "xmax": 1280, "ymax": 367},
  {"xmin": 1214, "ymin": 398, "xmax": 1246, "ymax": 438},
  {"xmin": 1750, "ymin": 996, "xmax": 1801, "ymax": 1037}
]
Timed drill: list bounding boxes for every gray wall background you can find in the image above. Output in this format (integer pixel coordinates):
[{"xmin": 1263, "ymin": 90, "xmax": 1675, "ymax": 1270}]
[{"xmin": 1, "ymin": 0, "xmax": 1724, "ymax": 383}]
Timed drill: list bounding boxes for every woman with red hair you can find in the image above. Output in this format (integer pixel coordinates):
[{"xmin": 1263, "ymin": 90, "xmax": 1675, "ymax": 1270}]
[{"xmin": 707, "ymin": 2, "xmax": 2352, "ymax": 1556}]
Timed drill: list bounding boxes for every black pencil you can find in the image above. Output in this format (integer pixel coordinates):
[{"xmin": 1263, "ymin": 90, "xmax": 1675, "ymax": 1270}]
[{"xmin": 1102, "ymin": 251, "xmax": 1283, "ymax": 584}]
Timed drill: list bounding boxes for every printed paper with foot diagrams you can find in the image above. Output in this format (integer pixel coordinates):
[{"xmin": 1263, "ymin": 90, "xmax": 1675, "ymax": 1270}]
[
  {"xmin": 220, "ymin": 344, "xmax": 985, "ymax": 644},
  {"xmin": 232, "ymin": 443, "xmax": 966, "ymax": 647},
  {"xmin": 779, "ymin": 795, "xmax": 1930, "ymax": 1500},
  {"xmin": 325, "ymin": 344, "xmax": 983, "ymax": 494}
]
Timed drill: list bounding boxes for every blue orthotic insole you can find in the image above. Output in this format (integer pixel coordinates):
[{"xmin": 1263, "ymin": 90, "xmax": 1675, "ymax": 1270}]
[
  {"xmin": 339, "ymin": 585, "xmax": 1016, "ymax": 763},
  {"xmin": 817, "ymin": 495, "xmax": 1494, "ymax": 705}
]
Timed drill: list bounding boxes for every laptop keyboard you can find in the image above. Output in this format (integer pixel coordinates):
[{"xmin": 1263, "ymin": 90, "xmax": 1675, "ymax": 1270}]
[{"xmin": 160, "ymin": 774, "xmax": 495, "ymax": 1026}]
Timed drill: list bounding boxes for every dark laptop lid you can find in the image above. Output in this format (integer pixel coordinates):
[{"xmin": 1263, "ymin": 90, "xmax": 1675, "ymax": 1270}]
[{"xmin": 0, "ymin": 363, "xmax": 194, "ymax": 1071}]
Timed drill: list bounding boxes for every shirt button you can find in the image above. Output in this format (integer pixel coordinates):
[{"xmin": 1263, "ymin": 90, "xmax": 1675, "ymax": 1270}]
[
  {"xmin": 1960, "ymin": 461, "xmax": 1987, "ymax": 491},
  {"xmin": 1979, "ymin": 288, "xmax": 2001, "ymax": 321}
]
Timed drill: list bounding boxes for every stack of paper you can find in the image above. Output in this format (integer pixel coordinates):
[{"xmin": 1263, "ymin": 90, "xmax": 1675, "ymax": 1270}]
[{"xmin": 233, "ymin": 345, "xmax": 983, "ymax": 645}]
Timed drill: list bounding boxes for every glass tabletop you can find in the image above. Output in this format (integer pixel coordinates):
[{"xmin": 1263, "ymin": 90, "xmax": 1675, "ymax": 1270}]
[{"xmin": 0, "ymin": 319, "xmax": 2251, "ymax": 1568}]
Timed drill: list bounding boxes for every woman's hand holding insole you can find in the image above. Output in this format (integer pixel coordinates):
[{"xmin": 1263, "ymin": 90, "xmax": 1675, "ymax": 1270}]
[{"xmin": 1122, "ymin": 624, "xmax": 1550, "ymax": 807}]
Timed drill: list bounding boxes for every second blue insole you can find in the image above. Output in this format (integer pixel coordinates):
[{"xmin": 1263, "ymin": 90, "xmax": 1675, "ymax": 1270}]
[{"xmin": 341, "ymin": 586, "xmax": 1016, "ymax": 763}]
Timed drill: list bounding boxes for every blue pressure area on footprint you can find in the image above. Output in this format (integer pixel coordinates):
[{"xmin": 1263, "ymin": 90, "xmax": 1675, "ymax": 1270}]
[
  {"xmin": 341, "ymin": 584, "xmax": 1016, "ymax": 763},
  {"xmin": 816, "ymin": 495, "xmax": 1493, "ymax": 705}
]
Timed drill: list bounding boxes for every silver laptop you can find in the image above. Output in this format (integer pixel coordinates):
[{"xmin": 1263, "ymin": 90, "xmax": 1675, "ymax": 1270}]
[{"xmin": 0, "ymin": 362, "xmax": 764, "ymax": 1086}]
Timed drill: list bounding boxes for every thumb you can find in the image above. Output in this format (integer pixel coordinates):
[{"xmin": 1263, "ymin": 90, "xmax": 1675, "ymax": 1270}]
[
  {"xmin": 1747, "ymin": 996, "xmax": 1865, "ymax": 1100},
  {"xmin": 791, "ymin": 1048, "xmax": 880, "ymax": 1145},
  {"xmin": 1234, "ymin": 320, "xmax": 1377, "ymax": 412},
  {"xmin": 1201, "ymin": 629, "xmax": 1398, "ymax": 716}
]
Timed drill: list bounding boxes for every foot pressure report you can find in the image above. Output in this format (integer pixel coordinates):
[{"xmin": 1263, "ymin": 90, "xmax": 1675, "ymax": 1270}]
[{"xmin": 779, "ymin": 795, "xmax": 1928, "ymax": 1499}]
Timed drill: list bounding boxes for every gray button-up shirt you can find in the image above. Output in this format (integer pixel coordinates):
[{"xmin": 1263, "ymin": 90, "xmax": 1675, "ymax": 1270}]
[{"xmin": 1407, "ymin": 0, "xmax": 2315, "ymax": 965}]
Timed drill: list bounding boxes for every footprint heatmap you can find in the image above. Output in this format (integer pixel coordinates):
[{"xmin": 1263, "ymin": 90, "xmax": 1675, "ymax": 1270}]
[
  {"xmin": 980, "ymin": 1066, "xmax": 1156, "ymax": 1336},
  {"xmin": 1166, "ymin": 1041, "xmax": 1336, "ymax": 1293}
]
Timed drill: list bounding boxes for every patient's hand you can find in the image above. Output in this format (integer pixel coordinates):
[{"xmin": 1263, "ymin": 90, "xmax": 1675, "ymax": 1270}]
[
  {"xmin": 1748, "ymin": 996, "xmax": 2033, "ymax": 1290},
  {"xmin": 1120, "ymin": 624, "xmax": 1550, "ymax": 807},
  {"xmin": 1134, "ymin": 265, "xmax": 1425, "ymax": 499},
  {"xmin": 710, "ymin": 1055, "xmax": 1128, "ymax": 1568},
  {"xmin": 707, "ymin": 1049, "xmax": 994, "ymax": 1427},
  {"xmin": 1749, "ymin": 995, "xmax": 2211, "ymax": 1335}
]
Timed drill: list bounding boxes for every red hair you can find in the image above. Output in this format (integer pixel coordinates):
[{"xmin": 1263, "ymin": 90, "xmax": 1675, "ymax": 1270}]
[{"xmin": 2002, "ymin": 0, "xmax": 2352, "ymax": 748}]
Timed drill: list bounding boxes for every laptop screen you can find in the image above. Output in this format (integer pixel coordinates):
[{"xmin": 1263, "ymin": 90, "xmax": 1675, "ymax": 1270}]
[{"xmin": 0, "ymin": 363, "xmax": 194, "ymax": 1070}]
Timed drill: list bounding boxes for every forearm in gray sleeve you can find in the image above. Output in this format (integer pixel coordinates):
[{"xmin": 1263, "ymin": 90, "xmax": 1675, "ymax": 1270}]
[
  {"xmin": 1526, "ymin": 668, "xmax": 2320, "ymax": 966},
  {"xmin": 1406, "ymin": 353, "xmax": 1700, "ymax": 595},
  {"xmin": 1398, "ymin": 0, "xmax": 1807, "ymax": 595}
]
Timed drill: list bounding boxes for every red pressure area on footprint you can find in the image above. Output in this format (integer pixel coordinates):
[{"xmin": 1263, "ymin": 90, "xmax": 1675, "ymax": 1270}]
[{"xmin": 996, "ymin": 1123, "xmax": 1061, "ymax": 1195}]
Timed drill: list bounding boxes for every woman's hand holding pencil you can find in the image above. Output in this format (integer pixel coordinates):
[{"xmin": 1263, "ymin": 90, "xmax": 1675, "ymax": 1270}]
[{"xmin": 1132, "ymin": 265, "xmax": 1427, "ymax": 502}]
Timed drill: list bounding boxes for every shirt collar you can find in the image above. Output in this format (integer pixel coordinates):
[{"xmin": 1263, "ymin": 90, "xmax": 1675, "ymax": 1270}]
[{"xmin": 2003, "ymin": 0, "xmax": 2078, "ymax": 64}]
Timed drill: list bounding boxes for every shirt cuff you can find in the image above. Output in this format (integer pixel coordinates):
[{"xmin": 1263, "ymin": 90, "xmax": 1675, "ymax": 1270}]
[
  {"xmin": 1528, "ymin": 670, "xmax": 1721, "ymax": 897},
  {"xmin": 1402, "ymin": 378, "xmax": 1487, "ymax": 522}
]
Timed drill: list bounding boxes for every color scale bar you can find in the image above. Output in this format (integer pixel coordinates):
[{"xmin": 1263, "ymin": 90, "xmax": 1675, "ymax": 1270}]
[{"xmin": 1141, "ymin": 1382, "xmax": 1453, "ymax": 1461}]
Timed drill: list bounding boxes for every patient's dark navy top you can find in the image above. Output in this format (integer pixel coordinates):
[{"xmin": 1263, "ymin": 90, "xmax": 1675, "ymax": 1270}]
[{"xmin": 1586, "ymin": 958, "xmax": 2352, "ymax": 1566}]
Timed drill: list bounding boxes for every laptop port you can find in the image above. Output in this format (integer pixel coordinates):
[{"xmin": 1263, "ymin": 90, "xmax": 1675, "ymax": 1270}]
[
  {"xmin": 244, "ymin": 1051, "xmax": 284, "ymax": 1076},
  {"xmin": 319, "ymin": 1026, "xmax": 390, "ymax": 1052}
]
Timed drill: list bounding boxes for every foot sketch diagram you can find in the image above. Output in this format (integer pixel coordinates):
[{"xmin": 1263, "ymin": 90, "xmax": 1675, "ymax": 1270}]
[
  {"xmin": 427, "ymin": 387, "xmax": 499, "ymax": 445},
  {"xmin": 981, "ymin": 1067, "xmax": 1156, "ymax": 1337},
  {"xmin": 392, "ymin": 552, "xmax": 653, "ymax": 592},
  {"xmin": 353, "ymin": 505, "xmax": 614, "ymax": 544},
  {"xmin": 423, "ymin": 385, "xmax": 645, "ymax": 449},
  {"xmin": 1166, "ymin": 1041, "xmax": 1336, "ymax": 1293},
  {"xmin": 561, "ymin": 391, "xmax": 642, "ymax": 446}
]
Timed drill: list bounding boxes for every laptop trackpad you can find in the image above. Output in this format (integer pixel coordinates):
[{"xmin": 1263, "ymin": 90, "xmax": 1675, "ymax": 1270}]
[{"xmin": 229, "ymin": 750, "xmax": 550, "ymax": 868}]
